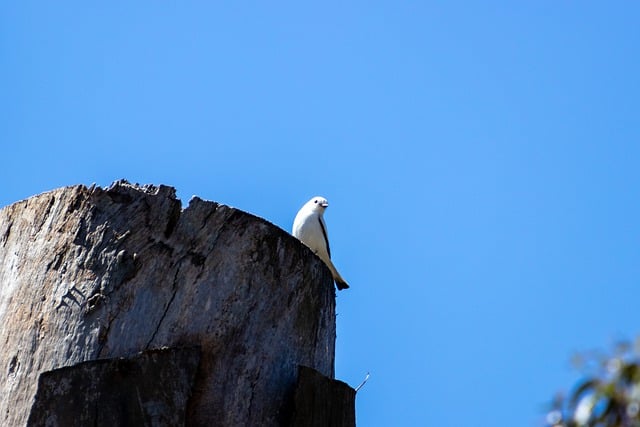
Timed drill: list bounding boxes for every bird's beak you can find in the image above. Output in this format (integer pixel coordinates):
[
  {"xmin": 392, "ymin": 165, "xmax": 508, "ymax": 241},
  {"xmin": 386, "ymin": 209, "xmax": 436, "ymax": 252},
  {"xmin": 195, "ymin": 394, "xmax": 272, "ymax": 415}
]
[{"xmin": 321, "ymin": 202, "xmax": 329, "ymax": 208}]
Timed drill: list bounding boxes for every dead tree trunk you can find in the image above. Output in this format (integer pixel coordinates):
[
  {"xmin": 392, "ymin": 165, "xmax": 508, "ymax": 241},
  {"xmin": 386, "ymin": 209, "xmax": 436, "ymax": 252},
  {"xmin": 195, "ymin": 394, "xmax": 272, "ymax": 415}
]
[{"xmin": 0, "ymin": 181, "xmax": 354, "ymax": 426}]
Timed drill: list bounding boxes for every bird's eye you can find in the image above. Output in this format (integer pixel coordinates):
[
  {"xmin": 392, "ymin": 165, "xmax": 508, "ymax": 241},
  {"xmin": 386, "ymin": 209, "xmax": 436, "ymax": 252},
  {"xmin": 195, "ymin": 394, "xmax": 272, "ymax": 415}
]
[{"xmin": 314, "ymin": 200, "xmax": 318, "ymax": 203}]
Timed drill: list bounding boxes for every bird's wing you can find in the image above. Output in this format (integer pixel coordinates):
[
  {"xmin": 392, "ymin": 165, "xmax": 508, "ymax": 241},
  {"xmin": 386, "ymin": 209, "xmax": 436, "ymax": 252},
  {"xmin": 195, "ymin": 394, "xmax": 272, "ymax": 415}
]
[{"xmin": 318, "ymin": 216, "xmax": 331, "ymax": 258}]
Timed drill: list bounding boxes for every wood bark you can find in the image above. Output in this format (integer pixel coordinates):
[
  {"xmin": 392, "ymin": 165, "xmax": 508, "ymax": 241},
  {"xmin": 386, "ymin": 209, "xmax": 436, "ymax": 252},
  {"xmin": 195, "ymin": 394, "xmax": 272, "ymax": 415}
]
[
  {"xmin": 0, "ymin": 181, "xmax": 341, "ymax": 426},
  {"xmin": 27, "ymin": 346, "xmax": 201, "ymax": 426},
  {"xmin": 289, "ymin": 366, "xmax": 356, "ymax": 427}
]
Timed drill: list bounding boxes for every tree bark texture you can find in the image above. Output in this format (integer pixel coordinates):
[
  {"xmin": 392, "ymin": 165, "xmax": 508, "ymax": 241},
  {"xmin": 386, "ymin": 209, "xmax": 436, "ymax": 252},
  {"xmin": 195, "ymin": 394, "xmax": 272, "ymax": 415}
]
[
  {"xmin": 289, "ymin": 366, "xmax": 356, "ymax": 427},
  {"xmin": 0, "ymin": 181, "xmax": 337, "ymax": 426},
  {"xmin": 26, "ymin": 346, "xmax": 201, "ymax": 427}
]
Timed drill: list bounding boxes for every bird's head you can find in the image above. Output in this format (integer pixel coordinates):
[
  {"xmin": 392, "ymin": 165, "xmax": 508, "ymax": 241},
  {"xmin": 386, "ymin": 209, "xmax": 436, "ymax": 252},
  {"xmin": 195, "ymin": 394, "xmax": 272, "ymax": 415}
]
[{"xmin": 307, "ymin": 196, "xmax": 329, "ymax": 212}]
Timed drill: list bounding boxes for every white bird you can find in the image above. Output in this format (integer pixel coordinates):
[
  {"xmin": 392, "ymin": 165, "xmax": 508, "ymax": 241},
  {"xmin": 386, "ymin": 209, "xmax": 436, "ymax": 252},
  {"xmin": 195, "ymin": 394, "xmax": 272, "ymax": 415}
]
[{"xmin": 292, "ymin": 196, "xmax": 349, "ymax": 290}]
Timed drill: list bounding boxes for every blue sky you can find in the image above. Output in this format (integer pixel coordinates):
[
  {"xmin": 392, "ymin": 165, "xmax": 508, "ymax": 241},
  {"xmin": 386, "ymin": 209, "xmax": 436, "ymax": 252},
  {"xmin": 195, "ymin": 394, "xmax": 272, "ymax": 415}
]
[{"xmin": 2, "ymin": 2, "xmax": 639, "ymax": 425}]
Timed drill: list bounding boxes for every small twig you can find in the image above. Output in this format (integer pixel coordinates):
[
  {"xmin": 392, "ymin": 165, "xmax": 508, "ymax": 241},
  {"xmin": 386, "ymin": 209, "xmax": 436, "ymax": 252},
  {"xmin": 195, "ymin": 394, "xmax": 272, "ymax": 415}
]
[{"xmin": 355, "ymin": 372, "xmax": 370, "ymax": 392}]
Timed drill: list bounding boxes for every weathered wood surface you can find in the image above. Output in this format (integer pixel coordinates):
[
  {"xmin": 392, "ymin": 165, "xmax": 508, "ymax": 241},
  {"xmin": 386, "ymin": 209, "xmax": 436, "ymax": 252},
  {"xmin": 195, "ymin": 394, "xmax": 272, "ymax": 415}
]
[
  {"xmin": 289, "ymin": 366, "xmax": 356, "ymax": 427},
  {"xmin": 26, "ymin": 346, "xmax": 201, "ymax": 427},
  {"xmin": 0, "ymin": 181, "xmax": 336, "ymax": 426}
]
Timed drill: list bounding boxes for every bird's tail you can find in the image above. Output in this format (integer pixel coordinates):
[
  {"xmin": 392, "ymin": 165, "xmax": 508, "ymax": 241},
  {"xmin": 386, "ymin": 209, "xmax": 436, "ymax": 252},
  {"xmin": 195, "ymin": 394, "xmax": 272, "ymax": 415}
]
[
  {"xmin": 335, "ymin": 278, "xmax": 350, "ymax": 290},
  {"xmin": 325, "ymin": 258, "xmax": 349, "ymax": 290}
]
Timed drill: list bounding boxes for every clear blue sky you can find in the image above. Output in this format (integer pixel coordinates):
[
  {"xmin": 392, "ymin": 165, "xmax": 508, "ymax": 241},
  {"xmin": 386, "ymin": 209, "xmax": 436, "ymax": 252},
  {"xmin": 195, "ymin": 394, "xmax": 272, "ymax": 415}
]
[{"xmin": 2, "ymin": 2, "xmax": 639, "ymax": 426}]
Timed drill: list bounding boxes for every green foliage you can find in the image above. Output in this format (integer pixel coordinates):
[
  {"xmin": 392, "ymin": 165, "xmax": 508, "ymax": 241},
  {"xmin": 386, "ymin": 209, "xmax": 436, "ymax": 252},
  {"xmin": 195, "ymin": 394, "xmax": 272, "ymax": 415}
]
[{"xmin": 547, "ymin": 339, "xmax": 640, "ymax": 427}]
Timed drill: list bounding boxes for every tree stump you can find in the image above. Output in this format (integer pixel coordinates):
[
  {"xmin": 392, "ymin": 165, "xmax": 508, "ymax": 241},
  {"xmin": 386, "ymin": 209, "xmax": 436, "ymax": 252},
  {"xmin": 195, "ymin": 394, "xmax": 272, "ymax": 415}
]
[{"xmin": 0, "ymin": 181, "xmax": 349, "ymax": 426}]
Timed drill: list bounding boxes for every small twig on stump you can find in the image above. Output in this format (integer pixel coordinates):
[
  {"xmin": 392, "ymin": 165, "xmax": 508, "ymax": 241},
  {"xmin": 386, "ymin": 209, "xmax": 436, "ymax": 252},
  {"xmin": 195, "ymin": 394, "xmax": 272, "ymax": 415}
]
[{"xmin": 355, "ymin": 372, "xmax": 370, "ymax": 392}]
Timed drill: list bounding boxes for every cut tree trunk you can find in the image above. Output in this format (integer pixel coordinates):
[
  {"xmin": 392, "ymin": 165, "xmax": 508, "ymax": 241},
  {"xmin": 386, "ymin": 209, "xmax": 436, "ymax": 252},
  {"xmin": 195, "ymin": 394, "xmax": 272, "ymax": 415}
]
[{"xmin": 0, "ymin": 181, "xmax": 352, "ymax": 426}]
